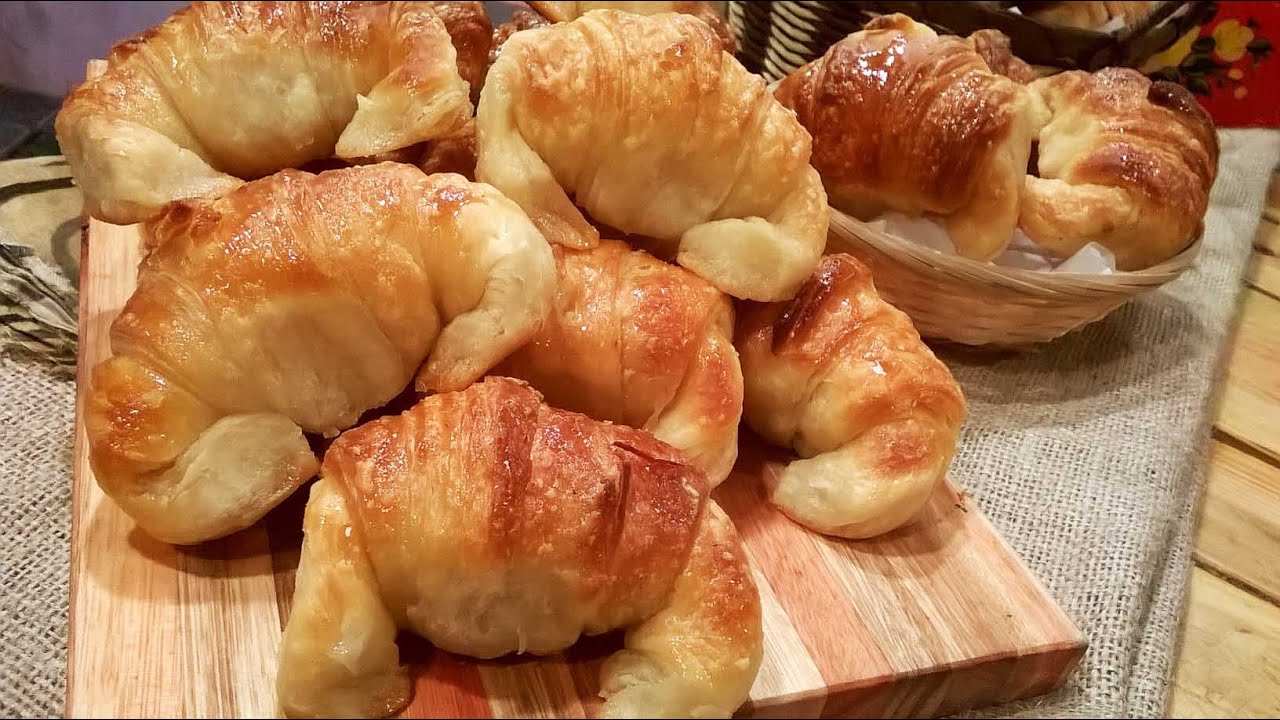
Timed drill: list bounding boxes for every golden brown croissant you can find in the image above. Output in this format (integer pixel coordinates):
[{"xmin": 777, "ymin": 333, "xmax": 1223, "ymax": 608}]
[
  {"xmin": 56, "ymin": 1, "xmax": 473, "ymax": 224},
  {"xmin": 277, "ymin": 377, "xmax": 762, "ymax": 718},
  {"xmin": 85, "ymin": 164, "xmax": 555, "ymax": 544},
  {"xmin": 735, "ymin": 254, "xmax": 966, "ymax": 539},
  {"xmin": 528, "ymin": 1, "xmax": 737, "ymax": 52},
  {"xmin": 1020, "ymin": 67, "xmax": 1219, "ymax": 270},
  {"xmin": 476, "ymin": 9, "xmax": 828, "ymax": 302},
  {"xmin": 494, "ymin": 239, "xmax": 743, "ymax": 486},
  {"xmin": 774, "ymin": 14, "xmax": 1042, "ymax": 261}
]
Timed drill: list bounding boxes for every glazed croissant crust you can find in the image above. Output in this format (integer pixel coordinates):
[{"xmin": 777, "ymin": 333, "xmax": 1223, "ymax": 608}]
[
  {"xmin": 495, "ymin": 239, "xmax": 743, "ymax": 486},
  {"xmin": 774, "ymin": 14, "xmax": 1041, "ymax": 261},
  {"xmin": 56, "ymin": 1, "xmax": 473, "ymax": 224},
  {"xmin": 277, "ymin": 377, "xmax": 762, "ymax": 719},
  {"xmin": 736, "ymin": 255, "xmax": 966, "ymax": 539},
  {"xmin": 1020, "ymin": 67, "xmax": 1219, "ymax": 270},
  {"xmin": 86, "ymin": 164, "xmax": 555, "ymax": 544},
  {"xmin": 477, "ymin": 9, "xmax": 828, "ymax": 301},
  {"xmin": 528, "ymin": 1, "xmax": 737, "ymax": 52}
]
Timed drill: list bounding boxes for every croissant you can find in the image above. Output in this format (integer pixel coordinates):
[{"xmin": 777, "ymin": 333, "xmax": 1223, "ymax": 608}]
[
  {"xmin": 56, "ymin": 1, "xmax": 473, "ymax": 225},
  {"xmin": 494, "ymin": 239, "xmax": 743, "ymax": 486},
  {"xmin": 476, "ymin": 9, "xmax": 828, "ymax": 302},
  {"xmin": 1020, "ymin": 67, "xmax": 1219, "ymax": 270},
  {"xmin": 85, "ymin": 164, "xmax": 555, "ymax": 544},
  {"xmin": 1020, "ymin": 1, "xmax": 1157, "ymax": 31},
  {"xmin": 277, "ymin": 377, "xmax": 762, "ymax": 719},
  {"xmin": 774, "ymin": 14, "xmax": 1042, "ymax": 261},
  {"xmin": 735, "ymin": 254, "xmax": 966, "ymax": 539},
  {"xmin": 429, "ymin": 1, "xmax": 493, "ymax": 103},
  {"xmin": 528, "ymin": 1, "xmax": 737, "ymax": 52}
]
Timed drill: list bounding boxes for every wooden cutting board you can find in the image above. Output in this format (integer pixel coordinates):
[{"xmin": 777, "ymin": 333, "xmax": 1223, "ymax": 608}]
[
  {"xmin": 68, "ymin": 214, "xmax": 1085, "ymax": 720},
  {"xmin": 66, "ymin": 59, "xmax": 1084, "ymax": 716}
]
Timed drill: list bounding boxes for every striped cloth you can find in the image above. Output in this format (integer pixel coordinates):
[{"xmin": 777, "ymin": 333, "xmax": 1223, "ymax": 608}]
[{"xmin": 0, "ymin": 158, "xmax": 78, "ymax": 372}]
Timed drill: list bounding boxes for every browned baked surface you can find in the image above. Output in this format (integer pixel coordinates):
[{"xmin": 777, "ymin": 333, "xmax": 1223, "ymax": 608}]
[
  {"xmin": 1022, "ymin": 67, "xmax": 1219, "ymax": 269},
  {"xmin": 736, "ymin": 254, "xmax": 966, "ymax": 539},
  {"xmin": 497, "ymin": 238, "xmax": 742, "ymax": 485},
  {"xmin": 774, "ymin": 14, "xmax": 1039, "ymax": 261},
  {"xmin": 278, "ymin": 377, "xmax": 762, "ymax": 717}
]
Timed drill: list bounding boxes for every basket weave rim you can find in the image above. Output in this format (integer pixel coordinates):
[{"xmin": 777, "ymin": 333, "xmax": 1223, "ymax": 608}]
[{"xmin": 827, "ymin": 208, "xmax": 1200, "ymax": 300}]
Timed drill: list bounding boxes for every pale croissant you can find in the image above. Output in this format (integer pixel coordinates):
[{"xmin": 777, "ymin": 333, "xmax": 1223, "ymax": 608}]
[
  {"xmin": 774, "ymin": 14, "xmax": 1042, "ymax": 260},
  {"xmin": 736, "ymin": 254, "xmax": 966, "ymax": 539},
  {"xmin": 528, "ymin": 1, "xmax": 737, "ymax": 52},
  {"xmin": 85, "ymin": 165, "xmax": 555, "ymax": 544},
  {"xmin": 477, "ymin": 10, "xmax": 828, "ymax": 302},
  {"xmin": 495, "ymin": 239, "xmax": 743, "ymax": 486},
  {"xmin": 1020, "ymin": 67, "xmax": 1219, "ymax": 270},
  {"xmin": 56, "ymin": 1, "xmax": 472, "ymax": 224},
  {"xmin": 277, "ymin": 377, "xmax": 762, "ymax": 719}
]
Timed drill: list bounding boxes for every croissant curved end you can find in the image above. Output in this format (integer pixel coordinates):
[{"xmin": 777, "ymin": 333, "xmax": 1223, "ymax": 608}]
[
  {"xmin": 599, "ymin": 502, "xmax": 762, "ymax": 718},
  {"xmin": 57, "ymin": 116, "xmax": 243, "ymax": 226},
  {"xmin": 677, "ymin": 165, "xmax": 829, "ymax": 302},
  {"xmin": 92, "ymin": 413, "xmax": 319, "ymax": 546},
  {"xmin": 277, "ymin": 478, "xmax": 411, "ymax": 719},
  {"xmin": 736, "ymin": 253, "xmax": 967, "ymax": 539},
  {"xmin": 86, "ymin": 355, "xmax": 314, "ymax": 544},
  {"xmin": 765, "ymin": 418, "xmax": 958, "ymax": 539},
  {"xmin": 413, "ymin": 183, "xmax": 558, "ymax": 393}
]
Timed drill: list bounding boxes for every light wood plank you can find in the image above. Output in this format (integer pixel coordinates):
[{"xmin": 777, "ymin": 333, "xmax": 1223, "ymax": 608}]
[
  {"xmin": 68, "ymin": 217, "xmax": 283, "ymax": 718},
  {"xmin": 1249, "ymin": 245, "xmax": 1280, "ymax": 299},
  {"xmin": 1255, "ymin": 218, "xmax": 1279, "ymax": 257},
  {"xmin": 1170, "ymin": 569, "xmax": 1280, "ymax": 718},
  {"xmin": 1216, "ymin": 290, "xmax": 1280, "ymax": 463},
  {"xmin": 714, "ymin": 448, "xmax": 1085, "ymax": 718},
  {"xmin": 67, "ymin": 62, "xmax": 284, "ymax": 719},
  {"xmin": 738, "ymin": 563, "xmax": 827, "ymax": 717},
  {"xmin": 1195, "ymin": 440, "xmax": 1280, "ymax": 603}
]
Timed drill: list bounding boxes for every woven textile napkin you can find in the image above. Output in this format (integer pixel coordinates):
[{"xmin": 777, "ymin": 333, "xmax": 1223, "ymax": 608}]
[
  {"xmin": 2, "ymin": 130, "xmax": 1278, "ymax": 718},
  {"xmin": 954, "ymin": 128, "xmax": 1280, "ymax": 717}
]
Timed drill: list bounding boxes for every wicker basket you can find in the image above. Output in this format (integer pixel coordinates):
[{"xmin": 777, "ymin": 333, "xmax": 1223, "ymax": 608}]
[
  {"xmin": 729, "ymin": 0, "xmax": 1215, "ymax": 80},
  {"xmin": 825, "ymin": 209, "xmax": 1201, "ymax": 346},
  {"xmin": 730, "ymin": 1, "xmax": 1208, "ymax": 346}
]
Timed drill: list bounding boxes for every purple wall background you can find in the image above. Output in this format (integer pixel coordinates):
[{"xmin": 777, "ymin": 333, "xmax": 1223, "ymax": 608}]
[
  {"xmin": 0, "ymin": 1, "xmax": 524, "ymax": 98},
  {"xmin": 0, "ymin": 2, "xmax": 187, "ymax": 96}
]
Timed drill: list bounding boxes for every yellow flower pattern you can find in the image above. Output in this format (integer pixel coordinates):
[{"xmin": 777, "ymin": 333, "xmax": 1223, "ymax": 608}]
[
  {"xmin": 1142, "ymin": 10, "xmax": 1273, "ymax": 104},
  {"xmin": 1142, "ymin": 26, "xmax": 1200, "ymax": 72},
  {"xmin": 1213, "ymin": 19, "xmax": 1256, "ymax": 62}
]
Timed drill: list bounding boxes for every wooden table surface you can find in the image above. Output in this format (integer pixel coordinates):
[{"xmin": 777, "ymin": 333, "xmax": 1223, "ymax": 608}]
[{"xmin": 1170, "ymin": 168, "xmax": 1280, "ymax": 718}]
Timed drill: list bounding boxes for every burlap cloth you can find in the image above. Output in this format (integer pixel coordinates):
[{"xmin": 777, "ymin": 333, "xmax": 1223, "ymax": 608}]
[{"xmin": 2, "ymin": 131, "xmax": 1278, "ymax": 718}]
